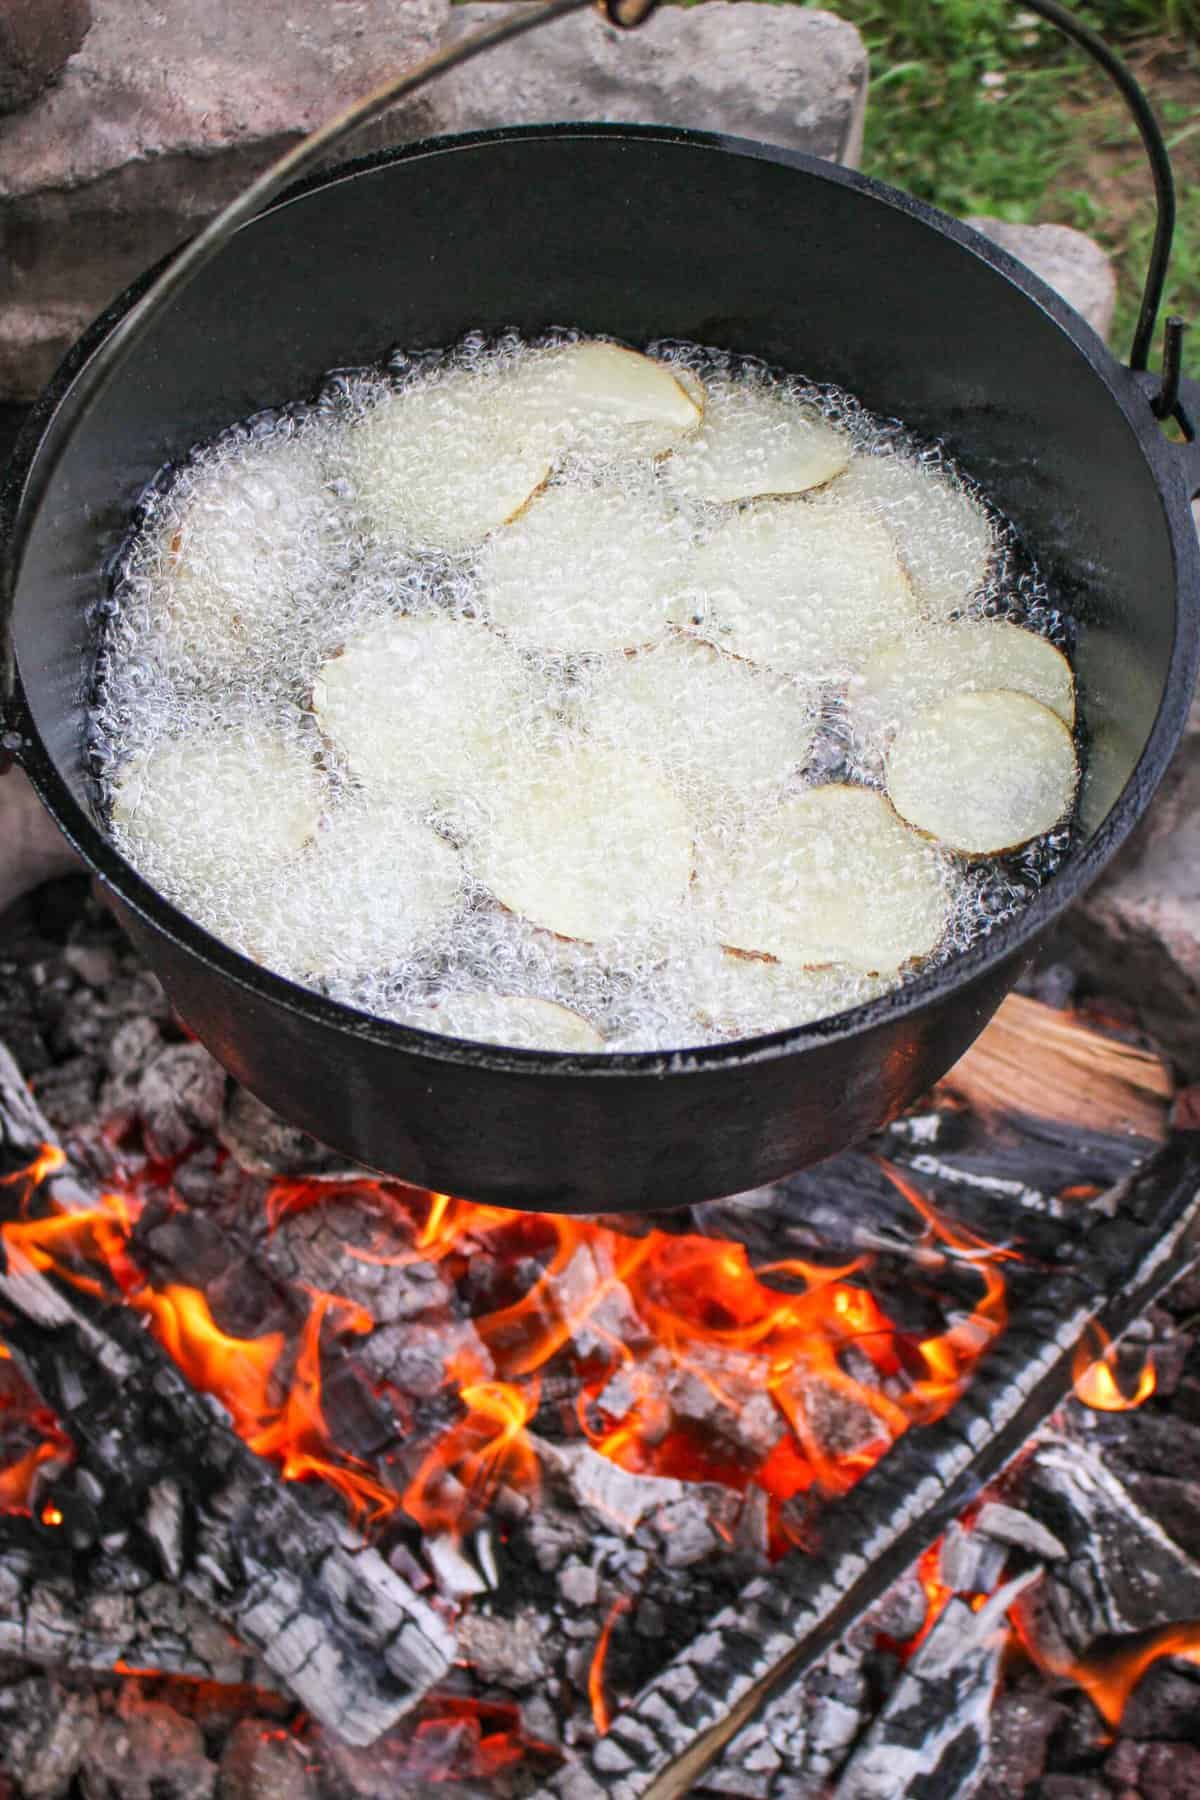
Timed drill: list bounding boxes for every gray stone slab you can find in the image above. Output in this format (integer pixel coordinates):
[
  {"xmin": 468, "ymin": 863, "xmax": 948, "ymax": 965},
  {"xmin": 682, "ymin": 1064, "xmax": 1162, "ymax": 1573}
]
[
  {"xmin": 441, "ymin": 2, "xmax": 868, "ymax": 162},
  {"xmin": 0, "ymin": 0, "xmax": 449, "ymax": 400}
]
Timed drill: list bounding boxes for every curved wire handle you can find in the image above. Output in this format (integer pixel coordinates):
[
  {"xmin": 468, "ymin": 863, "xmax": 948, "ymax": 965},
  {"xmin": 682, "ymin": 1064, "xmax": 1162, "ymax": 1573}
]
[{"xmin": 0, "ymin": 0, "xmax": 1186, "ymax": 712}]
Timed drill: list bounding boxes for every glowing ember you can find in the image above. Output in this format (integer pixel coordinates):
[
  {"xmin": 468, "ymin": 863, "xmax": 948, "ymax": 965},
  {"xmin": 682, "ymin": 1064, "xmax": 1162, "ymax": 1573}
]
[
  {"xmin": 589, "ymin": 1595, "xmax": 633, "ymax": 1734},
  {"xmin": 1072, "ymin": 1324, "xmax": 1157, "ymax": 1412},
  {"xmin": 0, "ymin": 1143, "xmax": 1012, "ymax": 1555}
]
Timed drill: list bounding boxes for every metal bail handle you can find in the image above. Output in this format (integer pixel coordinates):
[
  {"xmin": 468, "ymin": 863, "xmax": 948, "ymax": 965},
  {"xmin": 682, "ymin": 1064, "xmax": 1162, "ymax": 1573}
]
[{"xmin": 0, "ymin": 0, "xmax": 1190, "ymax": 720}]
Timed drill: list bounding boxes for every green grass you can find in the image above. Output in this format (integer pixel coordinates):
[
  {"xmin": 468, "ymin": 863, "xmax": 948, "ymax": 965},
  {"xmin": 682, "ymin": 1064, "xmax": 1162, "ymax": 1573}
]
[{"xmin": 792, "ymin": 0, "xmax": 1200, "ymax": 370}]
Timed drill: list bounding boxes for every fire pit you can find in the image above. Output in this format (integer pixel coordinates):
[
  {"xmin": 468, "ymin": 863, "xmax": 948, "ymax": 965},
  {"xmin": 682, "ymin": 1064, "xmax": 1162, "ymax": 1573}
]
[{"xmin": 0, "ymin": 877, "xmax": 1199, "ymax": 1797}]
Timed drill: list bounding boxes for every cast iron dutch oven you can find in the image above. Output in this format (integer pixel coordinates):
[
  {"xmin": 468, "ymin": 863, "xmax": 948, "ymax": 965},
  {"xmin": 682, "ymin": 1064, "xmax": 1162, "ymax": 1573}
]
[{"xmin": 1, "ymin": 0, "xmax": 1199, "ymax": 1213}]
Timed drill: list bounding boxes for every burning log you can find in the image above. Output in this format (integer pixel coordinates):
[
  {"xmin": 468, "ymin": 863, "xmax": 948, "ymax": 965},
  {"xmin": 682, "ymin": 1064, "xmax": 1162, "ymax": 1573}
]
[
  {"xmin": 831, "ymin": 1570, "xmax": 1040, "ymax": 1800},
  {"xmin": 537, "ymin": 1141, "xmax": 1200, "ymax": 1800},
  {"xmin": 0, "ymin": 1041, "xmax": 455, "ymax": 1746},
  {"xmin": 0, "ymin": 1511, "xmax": 270, "ymax": 1686}
]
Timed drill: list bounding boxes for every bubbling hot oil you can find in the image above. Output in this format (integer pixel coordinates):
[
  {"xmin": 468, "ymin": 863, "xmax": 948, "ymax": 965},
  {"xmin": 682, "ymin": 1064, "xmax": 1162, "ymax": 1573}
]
[{"xmin": 90, "ymin": 331, "xmax": 1079, "ymax": 1053}]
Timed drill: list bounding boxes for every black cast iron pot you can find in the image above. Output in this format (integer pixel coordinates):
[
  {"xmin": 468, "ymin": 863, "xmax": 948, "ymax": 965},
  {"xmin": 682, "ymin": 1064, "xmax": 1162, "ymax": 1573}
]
[{"xmin": 2, "ymin": 1, "xmax": 1199, "ymax": 1214}]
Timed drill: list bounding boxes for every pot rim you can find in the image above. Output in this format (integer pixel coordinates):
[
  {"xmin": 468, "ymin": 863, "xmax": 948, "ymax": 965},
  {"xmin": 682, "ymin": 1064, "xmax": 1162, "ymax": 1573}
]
[{"xmin": 8, "ymin": 121, "xmax": 1200, "ymax": 1080}]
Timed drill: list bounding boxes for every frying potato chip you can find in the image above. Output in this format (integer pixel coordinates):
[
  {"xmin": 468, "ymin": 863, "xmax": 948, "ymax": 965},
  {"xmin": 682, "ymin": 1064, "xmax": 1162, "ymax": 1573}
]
[
  {"xmin": 886, "ymin": 689, "xmax": 1077, "ymax": 853},
  {"xmin": 400, "ymin": 990, "xmax": 605, "ymax": 1051},
  {"xmin": 474, "ymin": 742, "xmax": 693, "ymax": 943},
  {"xmin": 313, "ymin": 614, "xmax": 535, "ymax": 805},
  {"xmin": 698, "ymin": 783, "xmax": 948, "ymax": 974},
  {"xmin": 854, "ymin": 619, "xmax": 1076, "ymax": 743},
  {"xmin": 505, "ymin": 340, "xmax": 702, "ymax": 460},
  {"xmin": 831, "ymin": 451, "xmax": 994, "ymax": 618},
  {"xmin": 478, "ymin": 485, "xmax": 691, "ymax": 654},
  {"xmin": 664, "ymin": 375, "xmax": 849, "ymax": 503},
  {"xmin": 583, "ymin": 637, "xmax": 819, "ymax": 813},
  {"xmin": 690, "ymin": 500, "xmax": 917, "ymax": 679},
  {"xmin": 240, "ymin": 799, "xmax": 463, "ymax": 981},
  {"xmin": 677, "ymin": 946, "xmax": 886, "ymax": 1038},
  {"xmin": 149, "ymin": 436, "xmax": 337, "ymax": 679},
  {"xmin": 111, "ymin": 727, "xmax": 323, "ymax": 889},
  {"xmin": 349, "ymin": 367, "xmax": 551, "ymax": 551}
]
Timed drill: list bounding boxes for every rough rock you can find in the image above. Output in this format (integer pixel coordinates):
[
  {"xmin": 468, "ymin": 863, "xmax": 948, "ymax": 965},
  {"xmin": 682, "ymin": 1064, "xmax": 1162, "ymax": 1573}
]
[
  {"xmin": 0, "ymin": 0, "xmax": 449, "ymax": 400},
  {"xmin": 0, "ymin": 768, "xmax": 80, "ymax": 918},
  {"xmin": 136, "ymin": 1041, "xmax": 228, "ymax": 1160},
  {"xmin": 79, "ymin": 1697, "xmax": 216, "ymax": 1800},
  {"xmin": 441, "ymin": 3, "xmax": 867, "ymax": 162},
  {"xmin": 1138, "ymin": 1741, "xmax": 1200, "ymax": 1800},
  {"xmin": 965, "ymin": 217, "xmax": 1118, "ymax": 341},
  {"xmin": 217, "ymin": 1720, "xmax": 317, "ymax": 1800},
  {"xmin": 1061, "ymin": 731, "xmax": 1200, "ymax": 1077},
  {"xmin": 0, "ymin": 0, "xmax": 91, "ymax": 115}
]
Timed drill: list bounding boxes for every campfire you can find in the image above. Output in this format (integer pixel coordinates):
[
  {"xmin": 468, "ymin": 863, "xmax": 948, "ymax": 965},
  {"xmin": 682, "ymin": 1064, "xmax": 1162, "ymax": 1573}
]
[{"xmin": 1, "ymin": 888, "xmax": 1199, "ymax": 1798}]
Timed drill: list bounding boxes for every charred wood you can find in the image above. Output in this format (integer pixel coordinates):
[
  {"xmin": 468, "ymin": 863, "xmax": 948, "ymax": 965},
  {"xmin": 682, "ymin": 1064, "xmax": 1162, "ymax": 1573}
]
[{"xmin": 538, "ymin": 1142, "xmax": 1200, "ymax": 1800}]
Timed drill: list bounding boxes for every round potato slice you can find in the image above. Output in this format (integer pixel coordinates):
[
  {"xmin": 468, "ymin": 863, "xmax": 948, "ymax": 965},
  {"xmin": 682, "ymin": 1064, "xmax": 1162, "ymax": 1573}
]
[
  {"xmin": 690, "ymin": 500, "xmax": 917, "ymax": 680},
  {"xmin": 313, "ymin": 613, "xmax": 535, "ymax": 805},
  {"xmin": 348, "ymin": 367, "xmax": 551, "ymax": 552},
  {"xmin": 676, "ymin": 946, "xmax": 886, "ymax": 1039},
  {"xmin": 830, "ymin": 452, "xmax": 994, "ymax": 618},
  {"xmin": 664, "ymin": 376, "xmax": 850, "ymax": 503},
  {"xmin": 400, "ymin": 990, "xmax": 605, "ymax": 1052},
  {"xmin": 583, "ymin": 637, "xmax": 819, "ymax": 814},
  {"xmin": 885, "ymin": 690, "xmax": 1077, "ymax": 854},
  {"xmin": 242, "ymin": 799, "xmax": 463, "ymax": 981},
  {"xmin": 505, "ymin": 340, "xmax": 702, "ymax": 461},
  {"xmin": 698, "ymin": 783, "xmax": 948, "ymax": 974},
  {"xmin": 110, "ymin": 727, "xmax": 323, "ymax": 891},
  {"xmin": 478, "ymin": 485, "xmax": 691, "ymax": 655},
  {"xmin": 473, "ymin": 742, "xmax": 693, "ymax": 943},
  {"xmin": 147, "ymin": 435, "xmax": 339, "ymax": 680},
  {"xmin": 853, "ymin": 619, "xmax": 1076, "ymax": 744}
]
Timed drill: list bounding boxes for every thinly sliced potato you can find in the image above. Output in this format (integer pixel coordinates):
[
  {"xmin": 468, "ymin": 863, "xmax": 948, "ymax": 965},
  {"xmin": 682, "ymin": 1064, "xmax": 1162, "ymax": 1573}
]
[
  {"xmin": 505, "ymin": 341, "xmax": 702, "ymax": 460},
  {"xmin": 583, "ymin": 637, "xmax": 819, "ymax": 813},
  {"xmin": 478, "ymin": 485, "xmax": 691, "ymax": 654},
  {"xmin": 664, "ymin": 376, "xmax": 849, "ymax": 503},
  {"xmin": 313, "ymin": 614, "xmax": 534, "ymax": 804},
  {"xmin": 243, "ymin": 799, "xmax": 463, "ymax": 980},
  {"xmin": 886, "ymin": 689, "xmax": 1077, "ymax": 854},
  {"xmin": 830, "ymin": 452, "xmax": 994, "ymax": 618},
  {"xmin": 854, "ymin": 619, "xmax": 1076, "ymax": 744},
  {"xmin": 697, "ymin": 783, "xmax": 948, "ymax": 974},
  {"xmin": 150, "ymin": 436, "xmax": 337, "ymax": 678},
  {"xmin": 111, "ymin": 728, "xmax": 323, "ymax": 889},
  {"xmin": 349, "ymin": 368, "xmax": 551, "ymax": 551},
  {"xmin": 400, "ymin": 990, "xmax": 604, "ymax": 1051},
  {"xmin": 689, "ymin": 500, "xmax": 917, "ymax": 679},
  {"xmin": 474, "ymin": 742, "xmax": 693, "ymax": 943},
  {"xmin": 678, "ymin": 946, "xmax": 886, "ymax": 1038}
]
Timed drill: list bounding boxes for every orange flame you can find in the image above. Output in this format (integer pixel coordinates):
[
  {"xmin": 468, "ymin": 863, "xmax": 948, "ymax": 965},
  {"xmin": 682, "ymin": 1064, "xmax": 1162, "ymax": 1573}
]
[
  {"xmin": 1072, "ymin": 1325, "xmax": 1157, "ymax": 1412},
  {"xmin": 0, "ymin": 1441, "xmax": 63, "ymax": 1513},
  {"xmin": 1012, "ymin": 1609, "xmax": 1200, "ymax": 1728},
  {"xmin": 403, "ymin": 1349, "xmax": 541, "ymax": 1535},
  {"xmin": 589, "ymin": 1595, "xmax": 633, "ymax": 1734}
]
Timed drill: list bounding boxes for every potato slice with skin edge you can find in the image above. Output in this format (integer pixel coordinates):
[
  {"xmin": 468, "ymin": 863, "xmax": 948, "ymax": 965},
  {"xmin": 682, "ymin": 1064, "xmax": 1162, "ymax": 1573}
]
[
  {"xmin": 689, "ymin": 500, "xmax": 918, "ymax": 681},
  {"xmin": 582, "ymin": 636, "xmax": 820, "ymax": 815},
  {"xmin": 676, "ymin": 946, "xmax": 887, "ymax": 1039},
  {"xmin": 348, "ymin": 367, "xmax": 552, "ymax": 552},
  {"xmin": 474, "ymin": 742, "xmax": 694, "ymax": 944},
  {"xmin": 313, "ymin": 613, "xmax": 536, "ymax": 807},
  {"xmin": 664, "ymin": 375, "xmax": 850, "ymax": 504},
  {"xmin": 829, "ymin": 451, "xmax": 994, "ymax": 619},
  {"xmin": 110, "ymin": 728, "xmax": 324, "ymax": 890},
  {"xmin": 886, "ymin": 690, "xmax": 1078, "ymax": 855},
  {"xmin": 853, "ymin": 619, "xmax": 1076, "ymax": 745},
  {"xmin": 505, "ymin": 340, "xmax": 702, "ymax": 461},
  {"xmin": 399, "ymin": 991, "xmax": 605, "ymax": 1052},
  {"xmin": 147, "ymin": 435, "xmax": 339, "ymax": 680},
  {"xmin": 478, "ymin": 485, "xmax": 692, "ymax": 656},
  {"xmin": 698, "ymin": 783, "xmax": 949, "ymax": 975},
  {"xmin": 238, "ymin": 799, "xmax": 464, "ymax": 982}
]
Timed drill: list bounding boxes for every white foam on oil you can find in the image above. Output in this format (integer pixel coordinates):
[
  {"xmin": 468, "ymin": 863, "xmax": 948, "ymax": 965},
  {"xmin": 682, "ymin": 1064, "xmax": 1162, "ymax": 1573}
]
[{"xmin": 92, "ymin": 333, "xmax": 1077, "ymax": 1052}]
